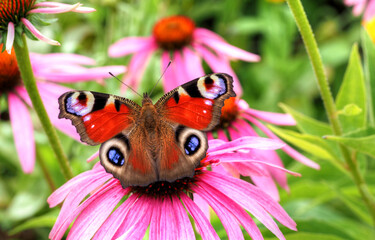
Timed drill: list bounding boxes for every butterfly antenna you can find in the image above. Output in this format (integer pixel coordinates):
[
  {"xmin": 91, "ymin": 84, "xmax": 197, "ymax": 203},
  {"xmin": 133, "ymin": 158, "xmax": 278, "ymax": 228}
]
[
  {"xmin": 109, "ymin": 72, "xmax": 142, "ymax": 98},
  {"xmin": 149, "ymin": 60, "xmax": 172, "ymax": 97}
]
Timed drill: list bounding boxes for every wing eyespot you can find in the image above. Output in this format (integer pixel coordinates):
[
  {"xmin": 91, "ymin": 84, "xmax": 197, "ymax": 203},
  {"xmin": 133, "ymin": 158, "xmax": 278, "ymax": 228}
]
[{"xmin": 184, "ymin": 135, "xmax": 201, "ymax": 155}]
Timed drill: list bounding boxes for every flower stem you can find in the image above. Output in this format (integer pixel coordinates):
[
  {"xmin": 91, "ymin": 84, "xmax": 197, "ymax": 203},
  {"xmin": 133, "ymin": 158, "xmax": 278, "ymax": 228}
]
[
  {"xmin": 13, "ymin": 34, "xmax": 74, "ymax": 181},
  {"xmin": 286, "ymin": 0, "xmax": 375, "ymax": 225}
]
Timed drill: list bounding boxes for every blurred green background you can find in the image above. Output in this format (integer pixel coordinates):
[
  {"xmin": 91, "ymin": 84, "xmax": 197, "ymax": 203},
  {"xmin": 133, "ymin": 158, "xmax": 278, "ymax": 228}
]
[{"xmin": 1, "ymin": 0, "xmax": 374, "ymax": 239}]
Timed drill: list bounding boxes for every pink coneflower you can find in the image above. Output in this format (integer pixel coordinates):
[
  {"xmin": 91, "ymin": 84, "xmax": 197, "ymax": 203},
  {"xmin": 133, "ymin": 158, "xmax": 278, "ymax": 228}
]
[
  {"xmin": 0, "ymin": 0, "xmax": 95, "ymax": 54},
  {"xmin": 108, "ymin": 15, "xmax": 260, "ymax": 95},
  {"xmin": 48, "ymin": 137, "xmax": 298, "ymax": 240},
  {"xmin": 0, "ymin": 46, "xmax": 126, "ymax": 173},
  {"xmin": 207, "ymin": 97, "xmax": 319, "ymax": 201}
]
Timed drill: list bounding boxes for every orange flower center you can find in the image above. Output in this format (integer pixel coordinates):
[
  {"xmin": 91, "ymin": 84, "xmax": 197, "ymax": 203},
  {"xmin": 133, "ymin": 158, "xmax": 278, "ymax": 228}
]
[
  {"xmin": 215, "ymin": 97, "xmax": 239, "ymax": 130},
  {"xmin": 0, "ymin": 45, "xmax": 21, "ymax": 92},
  {"xmin": 0, "ymin": 0, "xmax": 35, "ymax": 28},
  {"xmin": 153, "ymin": 16, "xmax": 195, "ymax": 51}
]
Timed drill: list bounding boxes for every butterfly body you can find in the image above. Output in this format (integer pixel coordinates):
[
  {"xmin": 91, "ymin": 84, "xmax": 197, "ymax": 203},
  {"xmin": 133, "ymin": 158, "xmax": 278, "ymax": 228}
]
[{"xmin": 58, "ymin": 73, "xmax": 235, "ymax": 188}]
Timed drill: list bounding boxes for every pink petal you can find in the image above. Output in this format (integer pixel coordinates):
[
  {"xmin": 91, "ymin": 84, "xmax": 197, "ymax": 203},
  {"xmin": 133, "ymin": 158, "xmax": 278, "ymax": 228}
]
[
  {"xmin": 50, "ymin": 179, "xmax": 118, "ymax": 240},
  {"xmin": 251, "ymin": 175, "xmax": 280, "ymax": 202},
  {"xmin": 182, "ymin": 47, "xmax": 205, "ymax": 80},
  {"xmin": 8, "ymin": 93, "xmax": 35, "ymax": 173},
  {"xmin": 245, "ymin": 115, "xmax": 320, "ymax": 169},
  {"xmin": 231, "ymin": 119, "xmax": 289, "ymax": 190},
  {"xmin": 208, "ymin": 136, "xmax": 285, "ymax": 155},
  {"xmin": 194, "ymin": 28, "xmax": 260, "ymax": 62},
  {"xmin": 92, "ymin": 193, "xmax": 139, "ymax": 240},
  {"xmin": 193, "ymin": 193, "xmax": 210, "ymax": 221},
  {"xmin": 30, "ymin": 53, "xmax": 96, "ymax": 66},
  {"xmin": 109, "ymin": 37, "xmax": 155, "ymax": 57},
  {"xmin": 122, "ymin": 43, "xmax": 157, "ymax": 91},
  {"xmin": 181, "ymin": 193, "xmax": 220, "ymax": 240},
  {"xmin": 149, "ymin": 198, "xmax": 162, "ymax": 240},
  {"xmin": 171, "ymin": 195, "xmax": 195, "ymax": 239},
  {"xmin": 202, "ymin": 171, "xmax": 297, "ymax": 233},
  {"xmin": 194, "ymin": 28, "xmax": 227, "ymax": 43},
  {"xmin": 364, "ymin": 0, "xmax": 375, "ymax": 21},
  {"xmin": 193, "ymin": 44, "xmax": 243, "ymax": 96},
  {"xmin": 193, "ymin": 186, "xmax": 245, "ymax": 240},
  {"xmin": 47, "ymin": 166, "xmax": 108, "ymax": 207},
  {"xmin": 37, "ymin": 66, "xmax": 126, "ymax": 83},
  {"xmin": 243, "ymin": 107, "xmax": 296, "ymax": 126},
  {"xmin": 86, "ymin": 150, "xmax": 99, "ymax": 162},
  {"xmin": 21, "ymin": 18, "xmax": 60, "ymax": 46},
  {"xmin": 115, "ymin": 197, "xmax": 153, "ymax": 240},
  {"xmin": 162, "ymin": 50, "xmax": 191, "ymax": 92},
  {"xmin": 195, "ymin": 181, "xmax": 264, "ymax": 240},
  {"xmin": 68, "ymin": 186, "xmax": 127, "ymax": 240},
  {"xmin": 36, "ymin": 83, "xmax": 81, "ymax": 141},
  {"xmin": 30, "ymin": 2, "xmax": 81, "ymax": 14},
  {"xmin": 33, "ymin": 2, "xmax": 95, "ymax": 13},
  {"xmin": 6, "ymin": 22, "xmax": 15, "ymax": 54}
]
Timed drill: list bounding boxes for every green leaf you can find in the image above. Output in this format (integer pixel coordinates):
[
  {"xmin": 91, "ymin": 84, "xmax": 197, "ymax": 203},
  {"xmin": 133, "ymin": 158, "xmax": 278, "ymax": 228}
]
[
  {"xmin": 325, "ymin": 128, "xmax": 375, "ymax": 158},
  {"xmin": 9, "ymin": 215, "xmax": 57, "ymax": 236},
  {"xmin": 361, "ymin": 28, "xmax": 375, "ymax": 126},
  {"xmin": 335, "ymin": 44, "xmax": 367, "ymax": 133},
  {"xmin": 279, "ymin": 103, "xmax": 332, "ymax": 136},
  {"xmin": 268, "ymin": 125, "xmax": 338, "ymax": 162}
]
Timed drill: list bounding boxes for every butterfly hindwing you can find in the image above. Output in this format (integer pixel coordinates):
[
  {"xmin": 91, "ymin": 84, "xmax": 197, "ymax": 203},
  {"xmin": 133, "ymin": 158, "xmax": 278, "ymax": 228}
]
[
  {"xmin": 58, "ymin": 91, "xmax": 140, "ymax": 145},
  {"xmin": 156, "ymin": 73, "xmax": 236, "ymax": 131}
]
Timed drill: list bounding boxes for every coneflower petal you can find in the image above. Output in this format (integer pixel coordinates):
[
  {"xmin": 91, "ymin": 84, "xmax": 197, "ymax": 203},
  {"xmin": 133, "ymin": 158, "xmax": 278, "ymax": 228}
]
[{"xmin": 21, "ymin": 18, "xmax": 60, "ymax": 46}]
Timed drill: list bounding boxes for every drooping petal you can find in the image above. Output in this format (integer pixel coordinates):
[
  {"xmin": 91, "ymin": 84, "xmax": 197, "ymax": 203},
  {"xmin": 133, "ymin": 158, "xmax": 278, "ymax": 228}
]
[
  {"xmin": 21, "ymin": 18, "xmax": 60, "ymax": 46},
  {"xmin": 364, "ymin": 0, "xmax": 375, "ymax": 21},
  {"xmin": 182, "ymin": 47, "xmax": 205, "ymax": 80},
  {"xmin": 86, "ymin": 150, "xmax": 99, "ymax": 163},
  {"xmin": 181, "ymin": 193, "xmax": 220, "ymax": 240},
  {"xmin": 33, "ymin": 2, "xmax": 95, "ymax": 13},
  {"xmin": 93, "ymin": 193, "xmax": 139, "ymax": 240},
  {"xmin": 6, "ymin": 22, "xmax": 15, "ymax": 54},
  {"xmin": 208, "ymin": 136, "xmax": 285, "ymax": 155},
  {"xmin": 194, "ymin": 28, "xmax": 260, "ymax": 62},
  {"xmin": 67, "ymin": 185, "xmax": 128, "ymax": 240},
  {"xmin": 203, "ymin": 171, "xmax": 297, "ymax": 234},
  {"xmin": 30, "ymin": 53, "xmax": 96, "ymax": 66},
  {"xmin": 193, "ymin": 185, "xmax": 245, "ymax": 240},
  {"xmin": 193, "ymin": 44, "xmax": 243, "ymax": 96},
  {"xmin": 171, "ymin": 195, "xmax": 195, "ymax": 239},
  {"xmin": 122, "ymin": 43, "xmax": 157, "ymax": 91},
  {"xmin": 115, "ymin": 197, "xmax": 153, "ymax": 240},
  {"xmin": 29, "ymin": 2, "xmax": 81, "ymax": 14},
  {"xmin": 243, "ymin": 107, "xmax": 296, "ymax": 126},
  {"xmin": 36, "ymin": 65, "xmax": 126, "ymax": 82},
  {"xmin": 50, "ymin": 179, "xmax": 118, "ymax": 240},
  {"xmin": 35, "ymin": 83, "xmax": 81, "ymax": 141},
  {"xmin": 162, "ymin": 50, "xmax": 190, "ymax": 92},
  {"xmin": 194, "ymin": 181, "xmax": 264, "ymax": 240},
  {"xmin": 245, "ymin": 115, "xmax": 320, "ymax": 169},
  {"xmin": 8, "ymin": 93, "xmax": 35, "ymax": 173},
  {"xmin": 109, "ymin": 37, "xmax": 155, "ymax": 58}
]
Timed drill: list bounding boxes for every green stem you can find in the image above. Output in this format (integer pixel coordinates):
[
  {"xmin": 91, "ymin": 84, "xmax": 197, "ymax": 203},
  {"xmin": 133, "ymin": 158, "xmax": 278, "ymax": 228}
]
[
  {"xmin": 13, "ymin": 34, "xmax": 73, "ymax": 181},
  {"xmin": 36, "ymin": 148, "xmax": 56, "ymax": 192},
  {"xmin": 286, "ymin": 0, "xmax": 375, "ymax": 225}
]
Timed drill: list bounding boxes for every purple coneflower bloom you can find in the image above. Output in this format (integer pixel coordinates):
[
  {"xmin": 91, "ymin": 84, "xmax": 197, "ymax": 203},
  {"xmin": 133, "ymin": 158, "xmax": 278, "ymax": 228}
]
[
  {"xmin": 108, "ymin": 15, "xmax": 260, "ymax": 95},
  {"xmin": 0, "ymin": 0, "xmax": 95, "ymax": 54},
  {"xmin": 0, "ymin": 46, "xmax": 126, "ymax": 173},
  {"xmin": 207, "ymin": 97, "xmax": 319, "ymax": 201},
  {"xmin": 48, "ymin": 137, "xmax": 298, "ymax": 240}
]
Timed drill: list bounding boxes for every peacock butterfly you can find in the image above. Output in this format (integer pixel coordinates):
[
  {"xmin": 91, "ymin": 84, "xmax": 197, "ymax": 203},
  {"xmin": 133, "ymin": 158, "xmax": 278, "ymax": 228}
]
[{"xmin": 58, "ymin": 73, "xmax": 235, "ymax": 188}]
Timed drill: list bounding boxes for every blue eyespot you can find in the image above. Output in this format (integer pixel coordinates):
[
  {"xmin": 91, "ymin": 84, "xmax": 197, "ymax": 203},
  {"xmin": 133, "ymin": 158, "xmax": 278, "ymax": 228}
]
[
  {"xmin": 184, "ymin": 135, "xmax": 200, "ymax": 155},
  {"xmin": 107, "ymin": 147, "xmax": 125, "ymax": 166}
]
